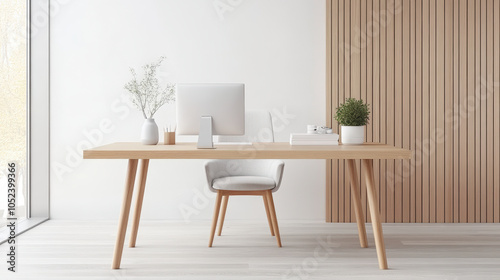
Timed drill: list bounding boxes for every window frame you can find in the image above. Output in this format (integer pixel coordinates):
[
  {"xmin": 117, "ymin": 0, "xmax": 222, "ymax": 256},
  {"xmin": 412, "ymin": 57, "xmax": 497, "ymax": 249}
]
[
  {"xmin": 29, "ymin": 0, "xmax": 50, "ymax": 220},
  {"xmin": 0, "ymin": 0, "xmax": 50, "ymax": 243}
]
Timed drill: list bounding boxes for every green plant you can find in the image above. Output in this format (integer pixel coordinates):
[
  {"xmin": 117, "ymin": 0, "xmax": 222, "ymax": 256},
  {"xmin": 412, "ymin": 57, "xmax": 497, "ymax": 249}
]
[
  {"xmin": 124, "ymin": 56, "xmax": 176, "ymax": 119},
  {"xmin": 334, "ymin": 98, "xmax": 370, "ymax": 126}
]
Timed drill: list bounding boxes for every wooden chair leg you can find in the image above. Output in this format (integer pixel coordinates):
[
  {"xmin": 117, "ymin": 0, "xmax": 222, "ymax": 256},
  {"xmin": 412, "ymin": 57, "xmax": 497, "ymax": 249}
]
[
  {"xmin": 263, "ymin": 195, "xmax": 275, "ymax": 236},
  {"xmin": 217, "ymin": 195, "xmax": 229, "ymax": 236},
  {"xmin": 209, "ymin": 191, "xmax": 223, "ymax": 247},
  {"xmin": 265, "ymin": 190, "xmax": 282, "ymax": 247}
]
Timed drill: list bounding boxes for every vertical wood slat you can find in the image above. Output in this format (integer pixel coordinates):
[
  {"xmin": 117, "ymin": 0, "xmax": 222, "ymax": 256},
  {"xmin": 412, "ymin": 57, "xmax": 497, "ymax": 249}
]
[
  {"xmin": 475, "ymin": 0, "xmax": 481, "ymax": 223},
  {"xmin": 409, "ymin": 0, "xmax": 416, "ymax": 223},
  {"xmin": 458, "ymin": 0, "xmax": 467, "ymax": 223},
  {"xmin": 338, "ymin": 0, "xmax": 345, "ymax": 222},
  {"xmin": 379, "ymin": 0, "xmax": 387, "ymax": 222},
  {"xmin": 415, "ymin": 0, "xmax": 422, "ymax": 223},
  {"xmin": 429, "ymin": 0, "xmax": 437, "ymax": 223},
  {"xmin": 467, "ymin": 0, "xmax": 476, "ymax": 223},
  {"xmin": 386, "ymin": 0, "xmax": 396, "ymax": 223},
  {"xmin": 344, "ymin": 0, "xmax": 352, "ymax": 222},
  {"xmin": 326, "ymin": 0, "xmax": 333, "ymax": 223},
  {"xmin": 326, "ymin": 0, "xmax": 500, "ymax": 223},
  {"xmin": 444, "ymin": 0, "xmax": 453, "ymax": 223},
  {"xmin": 436, "ymin": 0, "xmax": 445, "ymax": 223},
  {"xmin": 402, "ymin": 0, "xmax": 410, "ymax": 223},
  {"xmin": 360, "ymin": 0, "xmax": 367, "ymax": 223},
  {"xmin": 422, "ymin": 0, "xmax": 430, "ymax": 223},
  {"xmin": 494, "ymin": 0, "xmax": 500, "ymax": 224},
  {"xmin": 371, "ymin": 0, "xmax": 380, "ymax": 224},
  {"xmin": 394, "ymin": 0, "xmax": 403, "ymax": 223},
  {"xmin": 351, "ymin": 0, "xmax": 361, "ymax": 223},
  {"xmin": 453, "ymin": 0, "xmax": 460, "ymax": 223},
  {"xmin": 486, "ymin": 0, "xmax": 494, "ymax": 223},
  {"xmin": 365, "ymin": 0, "xmax": 373, "ymax": 223},
  {"xmin": 332, "ymin": 0, "xmax": 340, "ymax": 223},
  {"xmin": 480, "ymin": 0, "xmax": 487, "ymax": 223}
]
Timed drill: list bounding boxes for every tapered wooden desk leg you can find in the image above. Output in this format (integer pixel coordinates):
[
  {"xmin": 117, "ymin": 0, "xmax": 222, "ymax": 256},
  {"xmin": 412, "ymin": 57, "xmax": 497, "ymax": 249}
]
[
  {"xmin": 112, "ymin": 159, "xmax": 138, "ymax": 269},
  {"xmin": 363, "ymin": 159, "xmax": 388, "ymax": 270},
  {"xmin": 347, "ymin": 159, "xmax": 368, "ymax": 248},
  {"xmin": 129, "ymin": 159, "xmax": 150, "ymax": 247}
]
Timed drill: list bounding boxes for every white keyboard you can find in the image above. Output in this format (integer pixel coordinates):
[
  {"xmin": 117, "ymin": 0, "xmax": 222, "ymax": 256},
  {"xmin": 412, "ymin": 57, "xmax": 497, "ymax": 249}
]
[{"xmin": 214, "ymin": 142, "xmax": 253, "ymax": 146}]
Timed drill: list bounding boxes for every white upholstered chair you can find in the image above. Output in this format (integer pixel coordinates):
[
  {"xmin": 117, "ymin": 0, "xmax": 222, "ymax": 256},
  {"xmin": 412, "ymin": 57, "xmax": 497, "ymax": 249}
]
[{"xmin": 204, "ymin": 110, "xmax": 285, "ymax": 247}]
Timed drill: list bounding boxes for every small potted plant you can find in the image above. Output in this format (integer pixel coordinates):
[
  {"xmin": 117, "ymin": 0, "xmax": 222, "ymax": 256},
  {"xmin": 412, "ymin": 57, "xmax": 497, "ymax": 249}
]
[
  {"xmin": 334, "ymin": 98, "xmax": 370, "ymax": 145},
  {"xmin": 124, "ymin": 56, "xmax": 175, "ymax": 145}
]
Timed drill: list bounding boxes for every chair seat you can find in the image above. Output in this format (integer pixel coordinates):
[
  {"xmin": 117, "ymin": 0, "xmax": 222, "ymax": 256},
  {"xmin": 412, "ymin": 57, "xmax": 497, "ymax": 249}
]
[{"xmin": 212, "ymin": 176, "xmax": 276, "ymax": 191}]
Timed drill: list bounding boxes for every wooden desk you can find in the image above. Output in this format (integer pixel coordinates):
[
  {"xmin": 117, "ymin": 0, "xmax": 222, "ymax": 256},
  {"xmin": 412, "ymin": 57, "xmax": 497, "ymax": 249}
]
[{"xmin": 83, "ymin": 142, "xmax": 411, "ymax": 270}]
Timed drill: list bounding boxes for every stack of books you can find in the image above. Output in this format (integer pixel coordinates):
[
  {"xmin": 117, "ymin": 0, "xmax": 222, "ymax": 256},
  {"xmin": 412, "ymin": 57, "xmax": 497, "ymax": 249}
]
[{"xmin": 290, "ymin": 133, "xmax": 339, "ymax": 145}]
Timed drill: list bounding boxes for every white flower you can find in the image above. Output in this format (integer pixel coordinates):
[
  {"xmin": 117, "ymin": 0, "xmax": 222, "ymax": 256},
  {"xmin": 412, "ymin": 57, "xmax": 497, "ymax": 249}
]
[{"xmin": 124, "ymin": 57, "xmax": 176, "ymax": 119}]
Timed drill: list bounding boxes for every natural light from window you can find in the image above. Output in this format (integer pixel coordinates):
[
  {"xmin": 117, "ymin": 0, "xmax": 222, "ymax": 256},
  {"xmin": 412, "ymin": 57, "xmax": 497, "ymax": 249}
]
[{"xmin": 0, "ymin": 0, "xmax": 28, "ymax": 228}]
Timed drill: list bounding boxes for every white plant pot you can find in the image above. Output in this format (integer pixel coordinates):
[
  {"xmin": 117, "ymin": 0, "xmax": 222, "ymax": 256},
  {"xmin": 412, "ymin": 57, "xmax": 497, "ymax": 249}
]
[
  {"xmin": 341, "ymin": 126, "xmax": 365, "ymax": 145},
  {"xmin": 141, "ymin": 118, "xmax": 159, "ymax": 145}
]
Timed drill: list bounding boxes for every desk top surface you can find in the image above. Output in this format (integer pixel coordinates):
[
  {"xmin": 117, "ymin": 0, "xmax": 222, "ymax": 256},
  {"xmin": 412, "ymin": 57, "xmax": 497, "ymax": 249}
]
[{"xmin": 83, "ymin": 142, "xmax": 411, "ymax": 160}]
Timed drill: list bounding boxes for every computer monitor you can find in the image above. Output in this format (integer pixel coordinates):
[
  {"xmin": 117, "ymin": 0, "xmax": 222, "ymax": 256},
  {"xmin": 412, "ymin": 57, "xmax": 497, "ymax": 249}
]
[{"xmin": 176, "ymin": 83, "xmax": 245, "ymax": 149}]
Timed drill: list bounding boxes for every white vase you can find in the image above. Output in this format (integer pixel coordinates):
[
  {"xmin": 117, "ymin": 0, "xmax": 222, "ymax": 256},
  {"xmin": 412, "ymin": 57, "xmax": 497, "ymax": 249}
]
[
  {"xmin": 341, "ymin": 126, "xmax": 365, "ymax": 145},
  {"xmin": 141, "ymin": 118, "xmax": 159, "ymax": 145}
]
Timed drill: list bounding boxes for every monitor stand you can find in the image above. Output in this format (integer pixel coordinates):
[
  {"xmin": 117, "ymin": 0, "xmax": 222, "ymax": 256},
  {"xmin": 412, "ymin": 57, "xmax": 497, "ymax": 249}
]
[{"xmin": 198, "ymin": 116, "xmax": 215, "ymax": 149}]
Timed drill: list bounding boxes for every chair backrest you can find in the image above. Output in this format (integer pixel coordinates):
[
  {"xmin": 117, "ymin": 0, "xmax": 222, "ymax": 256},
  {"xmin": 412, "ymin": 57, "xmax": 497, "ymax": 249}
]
[
  {"xmin": 208, "ymin": 111, "xmax": 283, "ymax": 193},
  {"xmin": 218, "ymin": 110, "xmax": 274, "ymax": 143}
]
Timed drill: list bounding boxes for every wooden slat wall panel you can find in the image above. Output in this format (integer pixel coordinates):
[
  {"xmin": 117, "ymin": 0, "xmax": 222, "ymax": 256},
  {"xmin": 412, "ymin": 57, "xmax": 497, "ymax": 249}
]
[{"xmin": 326, "ymin": 0, "xmax": 500, "ymax": 223}]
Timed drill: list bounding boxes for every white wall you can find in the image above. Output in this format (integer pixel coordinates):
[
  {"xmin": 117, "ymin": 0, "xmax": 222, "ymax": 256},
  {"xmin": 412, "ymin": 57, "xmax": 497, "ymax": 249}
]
[{"xmin": 49, "ymin": 0, "xmax": 326, "ymax": 221}]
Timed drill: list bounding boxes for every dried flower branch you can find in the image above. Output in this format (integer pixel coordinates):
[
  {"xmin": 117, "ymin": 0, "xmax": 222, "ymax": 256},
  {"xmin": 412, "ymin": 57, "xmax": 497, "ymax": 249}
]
[{"xmin": 124, "ymin": 56, "xmax": 176, "ymax": 119}]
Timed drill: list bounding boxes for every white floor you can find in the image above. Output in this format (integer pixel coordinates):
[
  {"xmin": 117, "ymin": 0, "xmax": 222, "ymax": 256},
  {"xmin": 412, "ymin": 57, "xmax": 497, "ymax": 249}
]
[{"xmin": 0, "ymin": 220, "xmax": 499, "ymax": 279}]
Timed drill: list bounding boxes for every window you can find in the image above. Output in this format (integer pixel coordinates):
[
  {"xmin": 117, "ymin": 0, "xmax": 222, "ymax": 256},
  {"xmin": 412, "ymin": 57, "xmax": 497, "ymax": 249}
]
[{"xmin": 0, "ymin": 0, "xmax": 28, "ymax": 228}]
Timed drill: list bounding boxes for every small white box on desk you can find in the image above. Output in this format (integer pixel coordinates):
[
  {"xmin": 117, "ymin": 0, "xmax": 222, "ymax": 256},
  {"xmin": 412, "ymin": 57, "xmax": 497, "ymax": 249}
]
[{"xmin": 290, "ymin": 133, "xmax": 339, "ymax": 145}]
